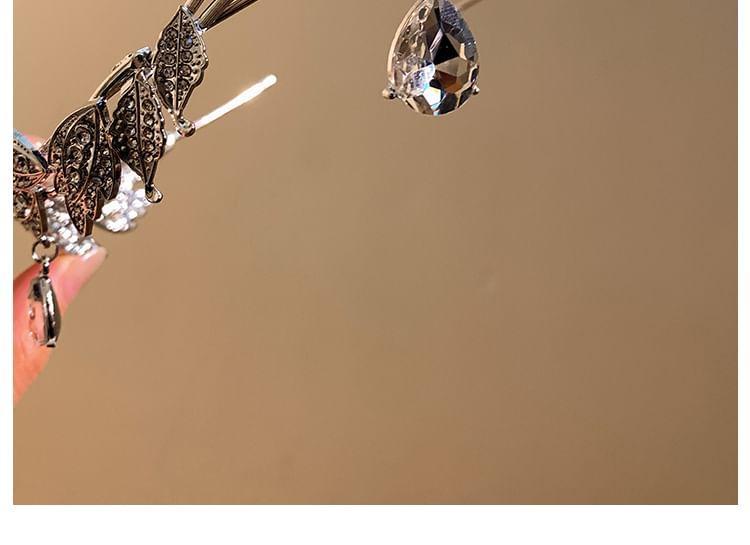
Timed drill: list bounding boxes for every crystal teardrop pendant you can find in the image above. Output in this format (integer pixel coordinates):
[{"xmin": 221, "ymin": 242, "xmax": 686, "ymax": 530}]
[
  {"xmin": 385, "ymin": 0, "xmax": 480, "ymax": 116},
  {"xmin": 28, "ymin": 271, "xmax": 61, "ymax": 348}
]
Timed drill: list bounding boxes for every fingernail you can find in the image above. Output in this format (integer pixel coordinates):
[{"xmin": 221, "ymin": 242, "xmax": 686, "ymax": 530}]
[{"xmin": 50, "ymin": 247, "xmax": 107, "ymax": 308}]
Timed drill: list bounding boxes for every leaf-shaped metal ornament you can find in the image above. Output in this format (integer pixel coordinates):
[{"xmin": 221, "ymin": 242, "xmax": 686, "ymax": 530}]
[
  {"xmin": 13, "ymin": 129, "xmax": 49, "ymax": 192},
  {"xmin": 13, "ymin": 189, "xmax": 48, "ymax": 237},
  {"xmin": 47, "ymin": 102, "xmax": 121, "ymax": 237},
  {"xmin": 109, "ymin": 77, "xmax": 167, "ymax": 203},
  {"xmin": 13, "ymin": 130, "xmax": 51, "ymax": 237},
  {"xmin": 153, "ymin": 5, "xmax": 208, "ymax": 136}
]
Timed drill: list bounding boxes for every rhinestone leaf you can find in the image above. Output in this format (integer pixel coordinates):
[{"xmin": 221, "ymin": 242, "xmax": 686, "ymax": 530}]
[
  {"xmin": 154, "ymin": 6, "xmax": 208, "ymax": 125},
  {"xmin": 13, "ymin": 131, "xmax": 51, "ymax": 237},
  {"xmin": 109, "ymin": 78, "xmax": 167, "ymax": 203},
  {"xmin": 386, "ymin": 0, "xmax": 479, "ymax": 116},
  {"xmin": 13, "ymin": 188, "xmax": 48, "ymax": 237},
  {"xmin": 13, "ymin": 130, "xmax": 48, "ymax": 191},
  {"xmin": 47, "ymin": 103, "xmax": 121, "ymax": 236}
]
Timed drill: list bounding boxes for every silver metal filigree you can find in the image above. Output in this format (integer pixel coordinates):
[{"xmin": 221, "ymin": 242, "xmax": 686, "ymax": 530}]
[
  {"xmin": 109, "ymin": 76, "xmax": 167, "ymax": 203},
  {"xmin": 13, "ymin": 130, "xmax": 49, "ymax": 191},
  {"xmin": 47, "ymin": 102, "xmax": 121, "ymax": 237},
  {"xmin": 154, "ymin": 5, "xmax": 209, "ymax": 135},
  {"xmin": 13, "ymin": 131, "xmax": 50, "ymax": 237},
  {"xmin": 13, "ymin": 190, "xmax": 48, "ymax": 238}
]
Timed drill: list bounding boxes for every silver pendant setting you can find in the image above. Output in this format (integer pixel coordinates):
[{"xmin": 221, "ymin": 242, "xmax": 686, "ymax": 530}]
[{"xmin": 28, "ymin": 237, "xmax": 61, "ymax": 348}]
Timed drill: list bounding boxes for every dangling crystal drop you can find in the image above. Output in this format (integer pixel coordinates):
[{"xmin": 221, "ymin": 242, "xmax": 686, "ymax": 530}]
[
  {"xmin": 385, "ymin": 0, "xmax": 480, "ymax": 116},
  {"xmin": 27, "ymin": 272, "xmax": 61, "ymax": 348}
]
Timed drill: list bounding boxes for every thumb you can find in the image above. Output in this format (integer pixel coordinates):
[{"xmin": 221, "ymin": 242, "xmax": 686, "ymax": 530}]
[{"xmin": 13, "ymin": 247, "xmax": 107, "ymax": 405}]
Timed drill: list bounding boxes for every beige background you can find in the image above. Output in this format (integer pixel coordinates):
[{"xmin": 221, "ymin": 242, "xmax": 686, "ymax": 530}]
[{"xmin": 14, "ymin": 0, "xmax": 737, "ymax": 504}]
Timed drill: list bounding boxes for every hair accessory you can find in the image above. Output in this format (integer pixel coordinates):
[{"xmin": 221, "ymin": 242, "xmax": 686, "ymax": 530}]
[{"xmin": 13, "ymin": 0, "xmax": 273, "ymax": 347}]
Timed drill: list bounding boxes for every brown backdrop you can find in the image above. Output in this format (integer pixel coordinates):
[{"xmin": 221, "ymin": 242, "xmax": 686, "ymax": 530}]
[{"xmin": 13, "ymin": 0, "xmax": 737, "ymax": 504}]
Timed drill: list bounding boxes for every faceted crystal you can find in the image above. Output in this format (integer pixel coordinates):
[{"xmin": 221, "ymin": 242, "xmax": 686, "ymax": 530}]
[
  {"xmin": 27, "ymin": 274, "xmax": 61, "ymax": 347},
  {"xmin": 386, "ymin": 0, "xmax": 479, "ymax": 116}
]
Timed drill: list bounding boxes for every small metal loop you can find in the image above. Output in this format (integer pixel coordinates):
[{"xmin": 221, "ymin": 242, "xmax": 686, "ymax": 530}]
[{"xmin": 32, "ymin": 235, "xmax": 59, "ymax": 264}]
